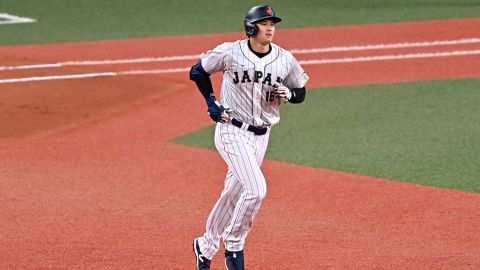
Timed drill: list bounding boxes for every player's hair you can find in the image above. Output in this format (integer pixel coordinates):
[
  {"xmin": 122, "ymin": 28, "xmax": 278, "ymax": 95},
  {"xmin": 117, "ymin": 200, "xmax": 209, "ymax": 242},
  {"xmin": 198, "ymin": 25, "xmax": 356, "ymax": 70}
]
[{"xmin": 244, "ymin": 5, "xmax": 281, "ymax": 37}]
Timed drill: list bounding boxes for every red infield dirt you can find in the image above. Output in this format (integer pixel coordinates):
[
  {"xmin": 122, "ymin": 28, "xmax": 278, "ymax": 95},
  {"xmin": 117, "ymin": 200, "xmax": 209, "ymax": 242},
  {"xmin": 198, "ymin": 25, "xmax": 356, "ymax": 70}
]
[{"xmin": 1, "ymin": 18, "xmax": 480, "ymax": 269}]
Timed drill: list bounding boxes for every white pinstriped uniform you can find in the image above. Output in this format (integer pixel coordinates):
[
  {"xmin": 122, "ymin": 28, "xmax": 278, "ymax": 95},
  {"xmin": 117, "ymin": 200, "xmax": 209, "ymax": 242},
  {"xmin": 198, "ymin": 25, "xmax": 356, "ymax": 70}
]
[{"xmin": 197, "ymin": 39, "xmax": 309, "ymax": 258}]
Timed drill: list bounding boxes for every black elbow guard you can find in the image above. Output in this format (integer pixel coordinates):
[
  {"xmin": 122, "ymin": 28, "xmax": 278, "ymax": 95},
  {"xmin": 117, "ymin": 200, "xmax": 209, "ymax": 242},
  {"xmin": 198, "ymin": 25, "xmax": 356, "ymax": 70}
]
[
  {"xmin": 189, "ymin": 61, "xmax": 215, "ymax": 100},
  {"xmin": 189, "ymin": 64, "xmax": 198, "ymax": 81},
  {"xmin": 290, "ymin": 87, "xmax": 306, "ymax": 104},
  {"xmin": 189, "ymin": 61, "xmax": 210, "ymax": 81}
]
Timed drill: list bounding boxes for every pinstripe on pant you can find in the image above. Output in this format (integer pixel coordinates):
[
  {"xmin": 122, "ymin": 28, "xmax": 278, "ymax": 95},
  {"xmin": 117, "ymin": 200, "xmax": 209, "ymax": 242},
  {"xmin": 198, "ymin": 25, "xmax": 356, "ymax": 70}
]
[{"xmin": 198, "ymin": 122, "xmax": 270, "ymax": 259}]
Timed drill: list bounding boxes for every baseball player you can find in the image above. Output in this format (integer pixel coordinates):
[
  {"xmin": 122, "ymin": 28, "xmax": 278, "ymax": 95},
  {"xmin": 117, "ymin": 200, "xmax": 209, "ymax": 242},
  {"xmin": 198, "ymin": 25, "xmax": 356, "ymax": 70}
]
[{"xmin": 189, "ymin": 5, "xmax": 308, "ymax": 270}]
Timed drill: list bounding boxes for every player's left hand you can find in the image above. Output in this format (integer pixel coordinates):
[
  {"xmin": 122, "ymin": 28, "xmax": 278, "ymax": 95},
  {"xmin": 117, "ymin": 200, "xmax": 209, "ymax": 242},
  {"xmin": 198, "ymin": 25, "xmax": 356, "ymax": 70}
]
[{"xmin": 273, "ymin": 83, "xmax": 292, "ymax": 102}]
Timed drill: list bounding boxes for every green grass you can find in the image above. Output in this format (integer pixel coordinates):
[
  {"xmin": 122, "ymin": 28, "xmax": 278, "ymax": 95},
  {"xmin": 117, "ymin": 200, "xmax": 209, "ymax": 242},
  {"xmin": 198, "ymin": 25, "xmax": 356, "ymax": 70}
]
[
  {"xmin": 1, "ymin": 0, "xmax": 480, "ymax": 45},
  {"xmin": 173, "ymin": 79, "xmax": 480, "ymax": 193},
  {"xmin": 1, "ymin": 1, "xmax": 479, "ymax": 192}
]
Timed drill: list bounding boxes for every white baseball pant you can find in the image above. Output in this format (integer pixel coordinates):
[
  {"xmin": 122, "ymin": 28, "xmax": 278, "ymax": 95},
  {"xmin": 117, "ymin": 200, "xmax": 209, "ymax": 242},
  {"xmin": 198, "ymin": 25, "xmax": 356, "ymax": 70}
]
[{"xmin": 198, "ymin": 122, "xmax": 271, "ymax": 259}]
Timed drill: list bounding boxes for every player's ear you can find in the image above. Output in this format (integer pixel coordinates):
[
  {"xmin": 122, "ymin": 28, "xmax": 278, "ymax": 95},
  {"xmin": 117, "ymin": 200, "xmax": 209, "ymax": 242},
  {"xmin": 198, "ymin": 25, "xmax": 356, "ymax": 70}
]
[{"xmin": 244, "ymin": 20, "xmax": 259, "ymax": 37}]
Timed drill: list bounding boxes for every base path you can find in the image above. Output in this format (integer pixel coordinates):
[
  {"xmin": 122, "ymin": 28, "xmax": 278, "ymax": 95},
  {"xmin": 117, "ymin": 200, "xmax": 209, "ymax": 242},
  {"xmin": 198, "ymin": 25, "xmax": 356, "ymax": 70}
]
[{"xmin": 1, "ymin": 18, "xmax": 479, "ymax": 269}]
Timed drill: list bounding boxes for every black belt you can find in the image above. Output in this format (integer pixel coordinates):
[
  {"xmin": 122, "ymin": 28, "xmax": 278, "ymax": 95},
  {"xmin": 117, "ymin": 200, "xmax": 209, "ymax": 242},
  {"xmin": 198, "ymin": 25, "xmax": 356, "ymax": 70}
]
[{"xmin": 231, "ymin": 118, "xmax": 268, "ymax": 136}]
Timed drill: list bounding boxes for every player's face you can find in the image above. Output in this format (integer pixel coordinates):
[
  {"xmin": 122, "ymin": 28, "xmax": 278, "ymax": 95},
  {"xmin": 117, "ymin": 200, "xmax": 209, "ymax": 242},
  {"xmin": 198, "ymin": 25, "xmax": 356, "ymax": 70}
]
[{"xmin": 254, "ymin": 19, "xmax": 275, "ymax": 45}]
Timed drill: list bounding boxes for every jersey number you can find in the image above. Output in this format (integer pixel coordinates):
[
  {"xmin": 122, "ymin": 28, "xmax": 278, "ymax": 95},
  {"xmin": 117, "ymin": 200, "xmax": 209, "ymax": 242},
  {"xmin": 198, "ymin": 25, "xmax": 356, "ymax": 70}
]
[{"xmin": 265, "ymin": 91, "xmax": 275, "ymax": 102}]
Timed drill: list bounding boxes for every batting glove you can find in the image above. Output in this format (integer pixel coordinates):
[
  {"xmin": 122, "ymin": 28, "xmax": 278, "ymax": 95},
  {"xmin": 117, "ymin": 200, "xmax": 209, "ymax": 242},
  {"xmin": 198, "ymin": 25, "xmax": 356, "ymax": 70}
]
[{"xmin": 206, "ymin": 96, "xmax": 230, "ymax": 123}]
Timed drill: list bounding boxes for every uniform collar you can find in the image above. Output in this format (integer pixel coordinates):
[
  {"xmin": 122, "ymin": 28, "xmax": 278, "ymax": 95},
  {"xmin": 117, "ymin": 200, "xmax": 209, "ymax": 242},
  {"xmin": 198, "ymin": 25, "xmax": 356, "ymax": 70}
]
[{"xmin": 247, "ymin": 40, "xmax": 272, "ymax": 58}]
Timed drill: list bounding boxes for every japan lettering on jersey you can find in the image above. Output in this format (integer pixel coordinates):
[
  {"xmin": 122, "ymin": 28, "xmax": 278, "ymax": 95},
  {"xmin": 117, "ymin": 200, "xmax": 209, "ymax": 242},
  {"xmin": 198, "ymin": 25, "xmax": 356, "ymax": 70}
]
[{"xmin": 200, "ymin": 40, "xmax": 309, "ymax": 127}]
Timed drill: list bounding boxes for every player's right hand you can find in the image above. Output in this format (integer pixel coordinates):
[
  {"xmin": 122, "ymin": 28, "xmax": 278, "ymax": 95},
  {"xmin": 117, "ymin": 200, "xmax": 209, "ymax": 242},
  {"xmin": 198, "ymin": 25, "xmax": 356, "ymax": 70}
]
[
  {"xmin": 206, "ymin": 96, "xmax": 227, "ymax": 122},
  {"xmin": 219, "ymin": 108, "xmax": 232, "ymax": 123}
]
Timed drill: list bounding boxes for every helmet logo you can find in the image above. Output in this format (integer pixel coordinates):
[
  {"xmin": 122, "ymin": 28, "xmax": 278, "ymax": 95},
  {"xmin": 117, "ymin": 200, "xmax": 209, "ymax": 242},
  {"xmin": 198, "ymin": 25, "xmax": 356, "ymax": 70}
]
[{"xmin": 266, "ymin": 6, "xmax": 273, "ymax": 15}]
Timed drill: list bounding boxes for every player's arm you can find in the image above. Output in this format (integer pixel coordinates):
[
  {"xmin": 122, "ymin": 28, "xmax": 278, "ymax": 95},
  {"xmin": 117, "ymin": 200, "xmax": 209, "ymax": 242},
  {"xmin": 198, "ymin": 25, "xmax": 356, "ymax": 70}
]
[
  {"xmin": 274, "ymin": 84, "xmax": 306, "ymax": 104},
  {"xmin": 276, "ymin": 53, "xmax": 309, "ymax": 104},
  {"xmin": 189, "ymin": 60, "xmax": 230, "ymax": 123},
  {"xmin": 189, "ymin": 42, "xmax": 230, "ymax": 100},
  {"xmin": 189, "ymin": 60, "xmax": 215, "ymax": 100},
  {"xmin": 289, "ymin": 87, "xmax": 306, "ymax": 103}
]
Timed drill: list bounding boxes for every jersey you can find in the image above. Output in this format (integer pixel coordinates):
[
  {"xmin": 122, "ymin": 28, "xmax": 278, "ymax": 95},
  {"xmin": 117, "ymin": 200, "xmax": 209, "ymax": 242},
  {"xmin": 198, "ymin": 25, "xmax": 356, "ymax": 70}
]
[{"xmin": 200, "ymin": 39, "xmax": 309, "ymax": 127}]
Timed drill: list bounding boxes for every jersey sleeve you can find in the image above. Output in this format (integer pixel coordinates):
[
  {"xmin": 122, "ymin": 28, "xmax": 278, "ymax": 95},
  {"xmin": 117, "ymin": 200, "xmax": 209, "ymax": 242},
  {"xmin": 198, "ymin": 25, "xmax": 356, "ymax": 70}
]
[
  {"xmin": 200, "ymin": 42, "xmax": 232, "ymax": 74},
  {"xmin": 282, "ymin": 53, "xmax": 309, "ymax": 89}
]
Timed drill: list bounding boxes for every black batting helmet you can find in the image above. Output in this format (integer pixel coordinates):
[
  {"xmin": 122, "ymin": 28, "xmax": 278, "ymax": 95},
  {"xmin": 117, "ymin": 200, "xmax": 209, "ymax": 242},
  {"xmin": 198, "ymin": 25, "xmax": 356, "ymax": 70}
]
[{"xmin": 244, "ymin": 5, "xmax": 282, "ymax": 37}]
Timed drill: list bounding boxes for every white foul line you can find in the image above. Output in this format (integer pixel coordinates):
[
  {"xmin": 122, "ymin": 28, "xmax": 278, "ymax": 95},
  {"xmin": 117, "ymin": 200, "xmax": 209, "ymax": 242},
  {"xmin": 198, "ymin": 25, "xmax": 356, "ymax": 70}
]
[
  {"xmin": 1, "ymin": 49, "xmax": 480, "ymax": 84},
  {"xmin": 0, "ymin": 68, "xmax": 191, "ymax": 84},
  {"xmin": 120, "ymin": 67, "xmax": 191, "ymax": 75},
  {"xmin": 1, "ymin": 37, "xmax": 479, "ymax": 71},
  {"xmin": 63, "ymin": 55, "xmax": 200, "ymax": 67},
  {"xmin": 299, "ymin": 49, "xmax": 480, "ymax": 65},
  {"xmin": 0, "ymin": 55, "xmax": 200, "ymax": 71},
  {"xmin": 0, "ymin": 72, "xmax": 117, "ymax": 83},
  {"xmin": 290, "ymin": 38, "xmax": 480, "ymax": 54},
  {"xmin": 2, "ymin": 63, "xmax": 63, "ymax": 70}
]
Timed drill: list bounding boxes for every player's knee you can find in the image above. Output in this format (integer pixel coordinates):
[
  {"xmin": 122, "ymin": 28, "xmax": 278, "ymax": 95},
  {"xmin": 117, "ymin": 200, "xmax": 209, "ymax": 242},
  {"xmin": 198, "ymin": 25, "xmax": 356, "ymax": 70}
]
[
  {"xmin": 248, "ymin": 182, "xmax": 267, "ymax": 201},
  {"xmin": 256, "ymin": 188, "xmax": 267, "ymax": 201},
  {"xmin": 248, "ymin": 191, "xmax": 266, "ymax": 202}
]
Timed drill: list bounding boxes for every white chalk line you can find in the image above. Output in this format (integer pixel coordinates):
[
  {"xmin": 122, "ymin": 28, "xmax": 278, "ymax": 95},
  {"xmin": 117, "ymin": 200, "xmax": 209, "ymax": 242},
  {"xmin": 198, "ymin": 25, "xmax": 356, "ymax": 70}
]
[
  {"xmin": 0, "ymin": 56, "xmax": 200, "ymax": 71},
  {"xmin": 299, "ymin": 49, "xmax": 480, "ymax": 65},
  {"xmin": 1, "ymin": 37, "xmax": 479, "ymax": 71},
  {"xmin": 0, "ymin": 13, "xmax": 36, "ymax": 25},
  {"xmin": 0, "ymin": 68, "xmax": 190, "ymax": 84},
  {"xmin": 2, "ymin": 49, "xmax": 480, "ymax": 84},
  {"xmin": 290, "ymin": 38, "xmax": 480, "ymax": 54},
  {"xmin": 0, "ymin": 72, "xmax": 116, "ymax": 83}
]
